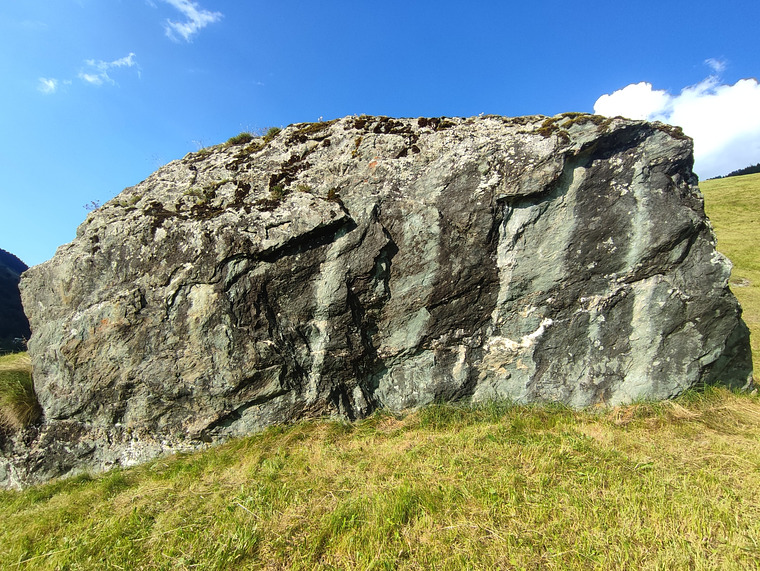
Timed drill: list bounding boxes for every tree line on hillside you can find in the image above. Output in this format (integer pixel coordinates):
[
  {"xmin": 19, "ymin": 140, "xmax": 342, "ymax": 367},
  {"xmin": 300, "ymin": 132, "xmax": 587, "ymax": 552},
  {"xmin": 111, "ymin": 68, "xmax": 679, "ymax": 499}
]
[{"xmin": 710, "ymin": 163, "xmax": 760, "ymax": 180}]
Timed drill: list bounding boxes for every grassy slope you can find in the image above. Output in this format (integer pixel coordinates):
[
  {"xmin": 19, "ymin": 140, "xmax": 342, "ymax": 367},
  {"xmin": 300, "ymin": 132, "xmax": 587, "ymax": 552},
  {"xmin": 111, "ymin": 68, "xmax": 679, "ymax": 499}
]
[
  {"xmin": 0, "ymin": 352, "xmax": 29, "ymax": 371},
  {"xmin": 0, "ymin": 176, "xmax": 758, "ymax": 570},
  {"xmin": 1, "ymin": 394, "xmax": 760, "ymax": 570},
  {"xmin": 701, "ymin": 173, "xmax": 760, "ymax": 367}
]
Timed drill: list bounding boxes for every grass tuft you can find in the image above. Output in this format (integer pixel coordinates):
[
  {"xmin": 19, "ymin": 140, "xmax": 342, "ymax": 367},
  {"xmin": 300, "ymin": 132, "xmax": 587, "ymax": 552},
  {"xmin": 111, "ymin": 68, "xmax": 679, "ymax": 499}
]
[
  {"xmin": 0, "ymin": 353, "xmax": 41, "ymax": 430},
  {"xmin": 262, "ymin": 127, "xmax": 281, "ymax": 143},
  {"xmin": 226, "ymin": 132, "xmax": 254, "ymax": 146}
]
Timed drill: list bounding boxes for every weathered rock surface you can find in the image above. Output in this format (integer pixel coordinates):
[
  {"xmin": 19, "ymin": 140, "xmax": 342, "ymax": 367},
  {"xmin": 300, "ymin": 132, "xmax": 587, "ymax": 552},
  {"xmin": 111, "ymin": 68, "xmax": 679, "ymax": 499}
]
[{"xmin": 3, "ymin": 113, "xmax": 753, "ymax": 488}]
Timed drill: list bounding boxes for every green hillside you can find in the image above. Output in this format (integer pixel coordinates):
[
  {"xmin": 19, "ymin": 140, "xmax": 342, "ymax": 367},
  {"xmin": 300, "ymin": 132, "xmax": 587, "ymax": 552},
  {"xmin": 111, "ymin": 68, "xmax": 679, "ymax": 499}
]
[
  {"xmin": 701, "ymin": 172, "xmax": 760, "ymax": 367},
  {"xmin": 0, "ymin": 175, "xmax": 758, "ymax": 570}
]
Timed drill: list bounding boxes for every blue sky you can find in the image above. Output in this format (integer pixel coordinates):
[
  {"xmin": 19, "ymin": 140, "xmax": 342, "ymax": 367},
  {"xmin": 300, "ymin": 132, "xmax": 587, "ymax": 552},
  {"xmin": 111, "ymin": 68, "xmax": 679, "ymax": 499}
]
[{"xmin": 1, "ymin": 0, "xmax": 759, "ymax": 267}]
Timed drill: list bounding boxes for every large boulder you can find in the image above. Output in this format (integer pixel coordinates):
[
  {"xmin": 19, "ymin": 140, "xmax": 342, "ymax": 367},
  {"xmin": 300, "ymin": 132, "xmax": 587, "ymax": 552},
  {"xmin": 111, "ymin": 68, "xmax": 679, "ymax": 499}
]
[{"xmin": 3, "ymin": 113, "xmax": 753, "ymax": 488}]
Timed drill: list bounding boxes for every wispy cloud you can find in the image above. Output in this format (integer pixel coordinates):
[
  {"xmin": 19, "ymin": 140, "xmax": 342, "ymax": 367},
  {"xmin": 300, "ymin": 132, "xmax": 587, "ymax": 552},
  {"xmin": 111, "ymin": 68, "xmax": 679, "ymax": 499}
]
[
  {"xmin": 18, "ymin": 20, "xmax": 49, "ymax": 31},
  {"xmin": 37, "ymin": 78, "xmax": 58, "ymax": 94},
  {"xmin": 162, "ymin": 0, "xmax": 222, "ymax": 42},
  {"xmin": 593, "ymin": 61, "xmax": 760, "ymax": 179},
  {"xmin": 78, "ymin": 53, "xmax": 138, "ymax": 86},
  {"xmin": 705, "ymin": 58, "xmax": 726, "ymax": 74}
]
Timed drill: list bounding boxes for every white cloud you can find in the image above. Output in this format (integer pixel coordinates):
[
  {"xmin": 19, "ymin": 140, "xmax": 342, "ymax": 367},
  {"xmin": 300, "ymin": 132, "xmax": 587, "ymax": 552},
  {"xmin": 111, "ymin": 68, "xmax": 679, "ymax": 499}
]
[
  {"xmin": 78, "ymin": 53, "xmax": 138, "ymax": 86},
  {"xmin": 79, "ymin": 72, "xmax": 104, "ymax": 86},
  {"xmin": 594, "ymin": 72, "xmax": 760, "ymax": 179},
  {"xmin": 162, "ymin": 0, "xmax": 222, "ymax": 42},
  {"xmin": 37, "ymin": 78, "xmax": 58, "ymax": 94},
  {"xmin": 594, "ymin": 82, "xmax": 672, "ymax": 121},
  {"xmin": 111, "ymin": 53, "xmax": 138, "ymax": 68}
]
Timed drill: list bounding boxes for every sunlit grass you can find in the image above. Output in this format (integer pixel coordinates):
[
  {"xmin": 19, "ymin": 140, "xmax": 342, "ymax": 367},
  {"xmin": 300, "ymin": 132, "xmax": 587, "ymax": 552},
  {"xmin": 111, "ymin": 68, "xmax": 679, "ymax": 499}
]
[
  {"xmin": 1, "ymin": 389, "xmax": 760, "ymax": 569},
  {"xmin": 0, "ymin": 352, "xmax": 40, "ymax": 430},
  {"xmin": 701, "ymin": 173, "xmax": 760, "ymax": 367}
]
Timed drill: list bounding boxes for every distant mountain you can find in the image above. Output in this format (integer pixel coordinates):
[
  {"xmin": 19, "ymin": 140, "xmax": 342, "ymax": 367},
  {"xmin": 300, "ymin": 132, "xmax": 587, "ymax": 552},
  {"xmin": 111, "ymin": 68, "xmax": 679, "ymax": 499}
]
[
  {"xmin": 0, "ymin": 248, "xmax": 31, "ymax": 352},
  {"xmin": 0, "ymin": 249, "xmax": 27, "ymax": 275}
]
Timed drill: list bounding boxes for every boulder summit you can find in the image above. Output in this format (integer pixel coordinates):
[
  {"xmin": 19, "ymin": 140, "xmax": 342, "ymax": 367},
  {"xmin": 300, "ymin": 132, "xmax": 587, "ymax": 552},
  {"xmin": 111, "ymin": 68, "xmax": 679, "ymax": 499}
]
[{"xmin": 4, "ymin": 113, "xmax": 753, "ymax": 488}]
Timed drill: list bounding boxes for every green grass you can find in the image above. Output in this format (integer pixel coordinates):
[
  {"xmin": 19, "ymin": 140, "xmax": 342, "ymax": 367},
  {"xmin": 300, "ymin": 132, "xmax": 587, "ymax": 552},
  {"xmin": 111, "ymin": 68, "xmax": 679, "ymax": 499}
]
[
  {"xmin": 226, "ymin": 132, "xmax": 254, "ymax": 146},
  {"xmin": 701, "ymin": 172, "xmax": 760, "ymax": 367},
  {"xmin": 0, "ymin": 173, "xmax": 757, "ymax": 570},
  {"xmin": 0, "ymin": 353, "xmax": 40, "ymax": 430},
  {"xmin": 1, "ymin": 390, "xmax": 760, "ymax": 569},
  {"xmin": 262, "ymin": 126, "xmax": 281, "ymax": 143}
]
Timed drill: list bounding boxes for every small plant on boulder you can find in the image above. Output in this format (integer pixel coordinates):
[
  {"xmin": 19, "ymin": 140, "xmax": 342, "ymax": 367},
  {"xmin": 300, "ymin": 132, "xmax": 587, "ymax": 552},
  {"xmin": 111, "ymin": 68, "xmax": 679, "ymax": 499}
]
[
  {"xmin": 226, "ymin": 132, "xmax": 254, "ymax": 146},
  {"xmin": 262, "ymin": 127, "xmax": 281, "ymax": 143}
]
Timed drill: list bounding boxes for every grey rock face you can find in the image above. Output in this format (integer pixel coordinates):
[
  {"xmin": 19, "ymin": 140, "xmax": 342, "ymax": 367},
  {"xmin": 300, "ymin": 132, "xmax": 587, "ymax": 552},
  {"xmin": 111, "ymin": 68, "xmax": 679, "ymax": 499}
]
[{"xmin": 3, "ymin": 113, "xmax": 753, "ymax": 488}]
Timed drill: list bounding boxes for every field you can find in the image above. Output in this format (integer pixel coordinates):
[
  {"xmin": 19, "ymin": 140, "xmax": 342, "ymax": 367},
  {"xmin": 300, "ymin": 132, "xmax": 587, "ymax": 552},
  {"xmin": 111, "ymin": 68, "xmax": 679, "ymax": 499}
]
[
  {"xmin": 701, "ymin": 173, "xmax": 760, "ymax": 366},
  {"xmin": 0, "ymin": 174, "xmax": 758, "ymax": 570}
]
